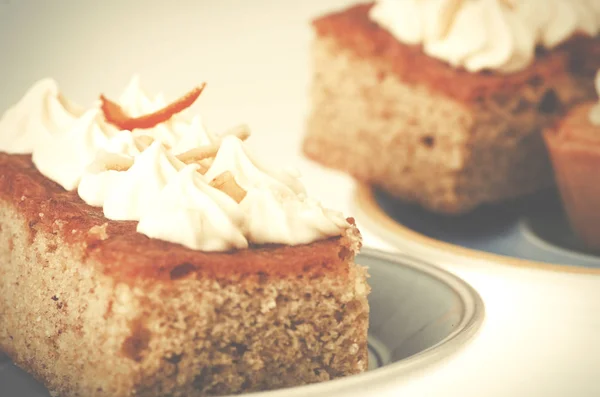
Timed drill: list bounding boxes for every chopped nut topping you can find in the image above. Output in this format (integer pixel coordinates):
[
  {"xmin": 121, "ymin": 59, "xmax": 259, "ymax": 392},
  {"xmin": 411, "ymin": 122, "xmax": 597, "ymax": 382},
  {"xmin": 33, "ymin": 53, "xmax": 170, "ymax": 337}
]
[
  {"xmin": 104, "ymin": 155, "xmax": 134, "ymax": 172},
  {"xmin": 135, "ymin": 135, "xmax": 155, "ymax": 151},
  {"xmin": 177, "ymin": 145, "xmax": 220, "ymax": 164},
  {"xmin": 437, "ymin": 0, "xmax": 464, "ymax": 40},
  {"xmin": 176, "ymin": 124, "xmax": 251, "ymax": 164},
  {"xmin": 209, "ymin": 171, "xmax": 247, "ymax": 203}
]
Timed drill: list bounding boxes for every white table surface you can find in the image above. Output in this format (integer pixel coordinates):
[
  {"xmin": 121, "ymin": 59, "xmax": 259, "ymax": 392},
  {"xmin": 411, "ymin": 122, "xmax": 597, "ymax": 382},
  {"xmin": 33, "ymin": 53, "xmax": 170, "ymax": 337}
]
[{"xmin": 1, "ymin": 1, "xmax": 599, "ymax": 396}]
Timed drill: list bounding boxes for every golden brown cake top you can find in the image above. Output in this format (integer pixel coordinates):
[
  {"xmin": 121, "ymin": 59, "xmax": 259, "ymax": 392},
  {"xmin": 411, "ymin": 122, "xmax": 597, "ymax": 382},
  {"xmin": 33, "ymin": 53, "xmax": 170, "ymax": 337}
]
[
  {"xmin": 0, "ymin": 153, "xmax": 361, "ymax": 283},
  {"xmin": 313, "ymin": 3, "xmax": 600, "ymax": 103}
]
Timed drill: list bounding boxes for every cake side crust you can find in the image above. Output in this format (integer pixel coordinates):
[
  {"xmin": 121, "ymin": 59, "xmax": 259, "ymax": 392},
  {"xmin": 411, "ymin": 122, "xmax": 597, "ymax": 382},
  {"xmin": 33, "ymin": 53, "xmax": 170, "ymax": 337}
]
[
  {"xmin": 0, "ymin": 199, "xmax": 139, "ymax": 396},
  {"xmin": 0, "ymin": 196, "xmax": 370, "ymax": 397}
]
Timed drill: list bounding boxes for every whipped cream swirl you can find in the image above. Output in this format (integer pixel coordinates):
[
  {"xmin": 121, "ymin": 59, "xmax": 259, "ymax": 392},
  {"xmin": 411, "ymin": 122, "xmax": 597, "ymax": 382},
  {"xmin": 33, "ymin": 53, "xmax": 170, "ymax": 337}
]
[
  {"xmin": 0, "ymin": 77, "xmax": 349, "ymax": 251},
  {"xmin": 101, "ymin": 141, "xmax": 185, "ymax": 221},
  {"xmin": 590, "ymin": 70, "xmax": 600, "ymax": 126},
  {"xmin": 32, "ymin": 107, "xmax": 120, "ymax": 191},
  {"xmin": 137, "ymin": 164, "xmax": 248, "ymax": 251},
  {"xmin": 370, "ymin": 0, "xmax": 600, "ymax": 73},
  {"xmin": 0, "ymin": 79, "xmax": 83, "ymax": 153},
  {"xmin": 204, "ymin": 136, "xmax": 348, "ymax": 245},
  {"xmin": 83, "ymin": 136, "xmax": 347, "ymax": 249}
]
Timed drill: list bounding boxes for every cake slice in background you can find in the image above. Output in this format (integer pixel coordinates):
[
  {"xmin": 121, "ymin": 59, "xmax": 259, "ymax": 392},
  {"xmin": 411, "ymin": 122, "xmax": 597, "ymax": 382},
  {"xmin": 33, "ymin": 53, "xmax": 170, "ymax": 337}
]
[
  {"xmin": 303, "ymin": 1, "xmax": 600, "ymax": 214},
  {"xmin": 544, "ymin": 70, "xmax": 600, "ymax": 250}
]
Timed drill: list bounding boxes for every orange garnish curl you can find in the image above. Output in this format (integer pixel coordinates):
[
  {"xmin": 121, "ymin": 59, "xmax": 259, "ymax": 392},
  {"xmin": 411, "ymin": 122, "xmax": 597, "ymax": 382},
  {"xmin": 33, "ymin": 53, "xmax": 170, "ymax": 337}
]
[{"xmin": 100, "ymin": 83, "xmax": 206, "ymax": 130}]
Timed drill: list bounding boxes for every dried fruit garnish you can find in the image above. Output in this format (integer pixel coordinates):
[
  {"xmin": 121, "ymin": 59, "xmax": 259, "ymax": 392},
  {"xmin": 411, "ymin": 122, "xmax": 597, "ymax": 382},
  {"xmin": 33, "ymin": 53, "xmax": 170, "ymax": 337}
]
[
  {"xmin": 100, "ymin": 83, "xmax": 206, "ymax": 130},
  {"xmin": 209, "ymin": 171, "xmax": 247, "ymax": 203}
]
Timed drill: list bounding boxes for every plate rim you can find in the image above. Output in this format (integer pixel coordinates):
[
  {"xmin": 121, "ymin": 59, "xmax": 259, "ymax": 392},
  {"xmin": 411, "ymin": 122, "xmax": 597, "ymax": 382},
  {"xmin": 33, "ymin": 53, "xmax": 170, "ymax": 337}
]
[
  {"xmin": 354, "ymin": 183, "xmax": 600, "ymax": 276},
  {"xmin": 245, "ymin": 247, "xmax": 485, "ymax": 397}
]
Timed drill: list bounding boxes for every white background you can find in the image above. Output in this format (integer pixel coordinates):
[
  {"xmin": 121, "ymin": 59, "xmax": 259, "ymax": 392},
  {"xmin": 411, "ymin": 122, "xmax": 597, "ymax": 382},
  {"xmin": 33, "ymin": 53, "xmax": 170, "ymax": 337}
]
[{"xmin": 1, "ymin": 1, "xmax": 599, "ymax": 396}]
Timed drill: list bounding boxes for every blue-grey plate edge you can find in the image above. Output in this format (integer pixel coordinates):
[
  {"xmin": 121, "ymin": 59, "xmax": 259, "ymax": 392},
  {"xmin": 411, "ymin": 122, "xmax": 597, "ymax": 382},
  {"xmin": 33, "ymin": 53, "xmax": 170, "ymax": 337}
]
[{"xmin": 354, "ymin": 184, "xmax": 600, "ymax": 275}]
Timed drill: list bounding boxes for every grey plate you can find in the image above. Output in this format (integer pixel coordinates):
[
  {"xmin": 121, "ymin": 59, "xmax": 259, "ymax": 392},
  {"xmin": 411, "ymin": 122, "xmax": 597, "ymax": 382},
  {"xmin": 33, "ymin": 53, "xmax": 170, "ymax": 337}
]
[
  {"xmin": 0, "ymin": 249, "xmax": 484, "ymax": 397},
  {"xmin": 356, "ymin": 185, "xmax": 600, "ymax": 274}
]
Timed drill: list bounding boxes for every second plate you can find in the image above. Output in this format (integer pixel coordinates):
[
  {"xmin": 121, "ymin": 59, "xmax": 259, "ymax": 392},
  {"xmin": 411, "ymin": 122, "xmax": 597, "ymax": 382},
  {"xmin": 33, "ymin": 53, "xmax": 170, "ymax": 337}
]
[{"xmin": 354, "ymin": 185, "xmax": 600, "ymax": 274}]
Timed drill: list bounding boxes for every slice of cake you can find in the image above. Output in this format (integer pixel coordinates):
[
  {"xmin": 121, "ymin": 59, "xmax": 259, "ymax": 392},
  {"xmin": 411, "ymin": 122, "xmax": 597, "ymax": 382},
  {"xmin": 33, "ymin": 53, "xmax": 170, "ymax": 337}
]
[
  {"xmin": 543, "ymin": 70, "xmax": 600, "ymax": 249},
  {"xmin": 303, "ymin": 1, "xmax": 600, "ymax": 214},
  {"xmin": 0, "ymin": 77, "xmax": 369, "ymax": 397}
]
